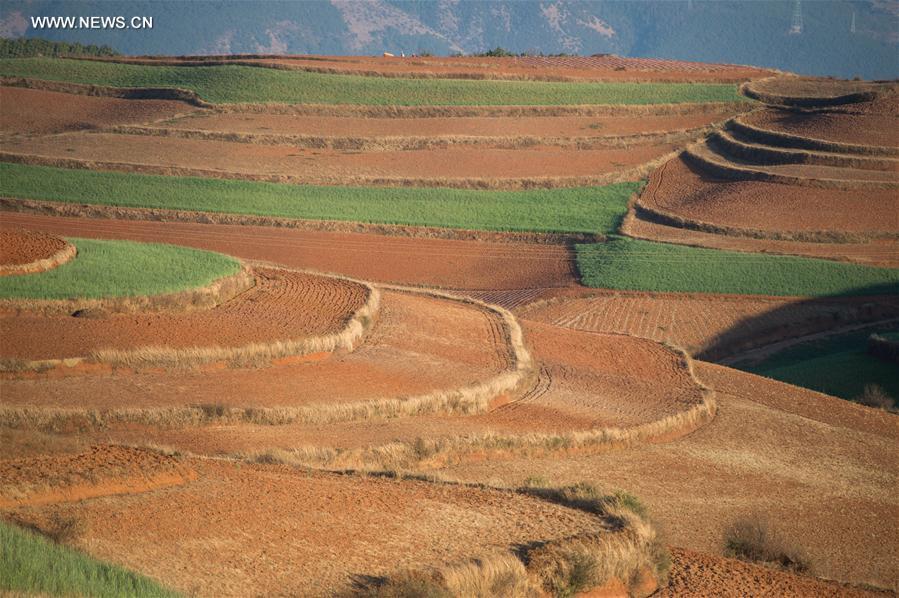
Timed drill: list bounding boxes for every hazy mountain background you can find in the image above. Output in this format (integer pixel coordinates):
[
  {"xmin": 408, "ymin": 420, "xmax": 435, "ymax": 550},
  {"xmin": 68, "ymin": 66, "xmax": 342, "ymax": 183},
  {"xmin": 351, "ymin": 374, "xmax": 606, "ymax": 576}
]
[{"xmin": 2, "ymin": 0, "xmax": 897, "ymax": 79}]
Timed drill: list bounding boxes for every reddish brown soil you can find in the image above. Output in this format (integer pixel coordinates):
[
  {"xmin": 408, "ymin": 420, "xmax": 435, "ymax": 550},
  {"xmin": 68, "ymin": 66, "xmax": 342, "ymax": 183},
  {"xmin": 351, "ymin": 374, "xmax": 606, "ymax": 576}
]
[
  {"xmin": 0, "ymin": 268, "xmax": 366, "ymax": 361},
  {"xmin": 103, "ymin": 54, "xmax": 771, "ymax": 82},
  {"xmin": 0, "ymin": 290, "xmax": 510, "ymax": 410},
  {"xmin": 744, "ymin": 109, "xmax": 899, "ymax": 148},
  {"xmin": 3, "ymin": 459, "xmax": 604, "ymax": 596},
  {"xmin": 0, "ymin": 212, "xmax": 577, "ymax": 290},
  {"xmin": 0, "ymin": 445, "xmax": 195, "ymax": 508},
  {"xmin": 0, "ymin": 228, "xmax": 68, "ymax": 266},
  {"xmin": 659, "ymin": 547, "xmax": 884, "ymax": 597},
  {"xmin": 167, "ymin": 111, "xmax": 724, "ymax": 138},
  {"xmin": 444, "ymin": 362, "xmax": 899, "ymax": 590},
  {"xmin": 520, "ymin": 290, "xmax": 899, "ymax": 360},
  {"xmin": 642, "ymin": 157, "xmax": 899, "ymax": 235},
  {"xmin": 623, "ymin": 208, "xmax": 899, "ymax": 267},
  {"xmin": 0, "ymin": 86, "xmax": 194, "ymax": 135},
  {"xmin": 2, "ymin": 132, "xmax": 677, "ymax": 185}
]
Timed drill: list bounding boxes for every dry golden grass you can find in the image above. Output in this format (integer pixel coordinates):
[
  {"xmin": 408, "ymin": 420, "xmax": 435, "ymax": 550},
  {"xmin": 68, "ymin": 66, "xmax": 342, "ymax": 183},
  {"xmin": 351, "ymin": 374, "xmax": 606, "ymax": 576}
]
[{"xmin": 0, "ymin": 241, "xmax": 76, "ymax": 277}]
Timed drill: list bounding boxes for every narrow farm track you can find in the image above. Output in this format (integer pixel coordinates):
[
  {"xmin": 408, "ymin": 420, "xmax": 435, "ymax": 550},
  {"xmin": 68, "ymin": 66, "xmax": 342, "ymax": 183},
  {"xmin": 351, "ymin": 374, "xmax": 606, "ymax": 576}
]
[{"xmin": 0, "ymin": 212, "xmax": 578, "ymax": 289}]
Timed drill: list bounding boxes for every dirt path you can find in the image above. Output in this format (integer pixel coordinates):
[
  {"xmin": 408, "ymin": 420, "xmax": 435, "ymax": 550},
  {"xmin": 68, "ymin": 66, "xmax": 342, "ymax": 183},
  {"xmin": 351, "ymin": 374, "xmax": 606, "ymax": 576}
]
[{"xmin": 0, "ymin": 212, "xmax": 577, "ymax": 290}]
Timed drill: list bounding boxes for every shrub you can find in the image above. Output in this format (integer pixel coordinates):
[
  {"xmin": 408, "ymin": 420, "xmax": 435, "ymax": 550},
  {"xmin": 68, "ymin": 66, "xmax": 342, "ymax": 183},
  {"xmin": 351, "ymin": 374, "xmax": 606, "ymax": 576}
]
[
  {"xmin": 364, "ymin": 570, "xmax": 451, "ymax": 598},
  {"xmin": 42, "ymin": 513, "xmax": 86, "ymax": 544},
  {"xmin": 855, "ymin": 384, "xmax": 896, "ymax": 410},
  {"xmin": 723, "ymin": 515, "xmax": 810, "ymax": 573}
]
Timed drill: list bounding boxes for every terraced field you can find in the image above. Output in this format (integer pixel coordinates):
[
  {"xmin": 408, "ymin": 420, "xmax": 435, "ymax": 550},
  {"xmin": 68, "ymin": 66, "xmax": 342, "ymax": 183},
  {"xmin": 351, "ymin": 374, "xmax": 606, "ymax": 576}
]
[{"xmin": 1, "ymin": 58, "xmax": 897, "ymax": 597}]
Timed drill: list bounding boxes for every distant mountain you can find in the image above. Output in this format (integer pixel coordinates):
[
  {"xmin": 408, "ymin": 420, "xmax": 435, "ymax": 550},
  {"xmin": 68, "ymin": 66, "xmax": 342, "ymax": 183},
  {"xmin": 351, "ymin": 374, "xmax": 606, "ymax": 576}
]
[{"xmin": 2, "ymin": 0, "xmax": 897, "ymax": 79}]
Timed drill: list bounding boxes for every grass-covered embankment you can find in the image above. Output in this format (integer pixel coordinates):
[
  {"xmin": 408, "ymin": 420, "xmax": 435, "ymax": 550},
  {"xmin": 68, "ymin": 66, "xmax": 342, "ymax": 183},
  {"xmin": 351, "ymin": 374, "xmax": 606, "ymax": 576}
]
[
  {"xmin": 0, "ymin": 163, "xmax": 636, "ymax": 235},
  {"xmin": 741, "ymin": 328, "xmax": 899, "ymax": 402},
  {"xmin": 0, "ymin": 521, "xmax": 180, "ymax": 597},
  {"xmin": 0, "ymin": 237, "xmax": 240, "ymax": 300},
  {"xmin": 576, "ymin": 237, "xmax": 899, "ymax": 297},
  {"xmin": 0, "ymin": 57, "xmax": 744, "ymax": 105}
]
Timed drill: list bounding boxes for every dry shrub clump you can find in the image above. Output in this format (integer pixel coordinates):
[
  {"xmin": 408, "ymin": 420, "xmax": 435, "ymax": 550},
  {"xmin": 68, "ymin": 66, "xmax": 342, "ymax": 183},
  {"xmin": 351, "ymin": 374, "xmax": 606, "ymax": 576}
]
[
  {"xmin": 38, "ymin": 512, "xmax": 87, "ymax": 545},
  {"xmin": 854, "ymin": 384, "xmax": 896, "ymax": 411},
  {"xmin": 723, "ymin": 514, "xmax": 810, "ymax": 573}
]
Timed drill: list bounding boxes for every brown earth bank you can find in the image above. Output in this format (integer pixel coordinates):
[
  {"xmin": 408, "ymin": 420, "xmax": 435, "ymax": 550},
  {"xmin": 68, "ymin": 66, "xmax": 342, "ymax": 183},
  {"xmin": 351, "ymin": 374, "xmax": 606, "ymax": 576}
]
[
  {"xmin": 742, "ymin": 77, "xmax": 896, "ymax": 108},
  {"xmin": 659, "ymin": 547, "xmax": 887, "ymax": 597},
  {"xmin": 1, "ymin": 459, "xmax": 607, "ymax": 597},
  {"xmin": 438, "ymin": 362, "xmax": 899, "ymax": 591},
  {"xmin": 0, "ymin": 445, "xmax": 195, "ymax": 508},
  {"xmin": 519, "ymin": 289, "xmax": 899, "ymax": 361},
  {"xmin": 0, "ymin": 228, "xmax": 68, "ymax": 267},
  {"xmin": 743, "ymin": 108, "xmax": 899, "ymax": 148},
  {"xmin": 0, "ymin": 86, "xmax": 195, "ymax": 136},
  {"xmin": 0, "ymin": 131, "xmax": 678, "ymax": 187},
  {"xmin": 161, "ymin": 109, "xmax": 726, "ymax": 139},
  {"xmin": 640, "ymin": 156, "xmax": 899, "ymax": 237},
  {"xmin": 84, "ymin": 54, "xmax": 772, "ymax": 82},
  {"xmin": 0, "ymin": 268, "xmax": 367, "ymax": 362},
  {"xmin": 622, "ymin": 207, "xmax": 899, "ymax": 267},
  {"xmin": 0, "ymin": 289, "xmax": 511, "ymax": 410},
  {"xmin": 0, "ymin": 212, "xmax": 578, "ymax": 290}
]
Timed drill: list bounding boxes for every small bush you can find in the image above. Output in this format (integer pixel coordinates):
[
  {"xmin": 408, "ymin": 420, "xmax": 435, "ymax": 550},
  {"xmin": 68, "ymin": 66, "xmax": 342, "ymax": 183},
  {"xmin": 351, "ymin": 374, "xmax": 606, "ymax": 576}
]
[
  {"xmin": 723, "ymin": 515, "xmax": 810, "ymax": 573},
  {"xmin": 855, "ymin": 384, "xmax": 896, "ymax": 410},
  {"xmin": 43, "ymin": 513, "xmax": 86, "ymax": 545},
  {"xmin": 365, "ymin": 570, "xmax": 451, "ymax": 598}
]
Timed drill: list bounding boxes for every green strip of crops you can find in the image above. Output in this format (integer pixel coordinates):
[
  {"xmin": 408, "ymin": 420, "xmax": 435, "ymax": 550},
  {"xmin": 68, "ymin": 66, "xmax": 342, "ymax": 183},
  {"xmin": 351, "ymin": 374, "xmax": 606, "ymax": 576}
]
[
  {"xmin": 0, "ymin": 163, "xmax": 637, "ymax": 235},
  {"xmin": 1, "ymin": 521, "xmax": 180, "ymax": 597},
  {"xmin": 741, "ymin": 328, "xmax": 899, "ymax": 402},
  {"xmin": 0, "ymin": 57, "xmax": 744, "ymax": 105},
  {"xmin": 0, "ymin": 237, "xmax": 240, "ymax": 300},
  {"xmin": 576, "ymin": 236, "xmax": 899, "ymax": 297}
]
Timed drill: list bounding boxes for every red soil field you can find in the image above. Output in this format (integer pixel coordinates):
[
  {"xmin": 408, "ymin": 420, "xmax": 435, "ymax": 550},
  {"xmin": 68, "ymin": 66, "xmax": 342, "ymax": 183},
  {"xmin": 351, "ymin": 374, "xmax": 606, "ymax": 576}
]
[
  {"xmin": 2, "ymin": 458, "xmax": 603, "ymax": 596},
  {"xmin": 641, "ymin": 157, "xmax": 899, "ymax": 236},
  {"xmin": 1, "ymin": 131, "xmax": 678, "ymax": 186},
  {"xmin": 443, "ymin": 362, "xmax": 899, "ymax": 590},
  {"xmin": 623, "ymin": 208, "xmax": 899, "ymax": 267},
  {"xmin": 0, "ymin": 86, "xmax": 194, "ymax": 136},
  {"xmin": 0, "ymin": 290, "xmax": 511, "ymax": 410},
  {"xmin": 659, "ymin": 548, "xmax": 882, "ymax": 597},
  {"xmin": 0, "ymin": 212, "xmax": 578, "ymax": 290},
  {"xmin": 0, "ymin": 228, "xmax": 68, "ymax": 266},
  {"xmin": 520, "ymin": 290, "xmax": 899, "ymax": 360},
  {"xmin": 0, "ymin": 268, "xmax": 367, "ymax": 361},
  {"xmin": 165, "ymin": 110, "xmax": 725, "ymax": 138},
  {"xmin": 744, "ymin": 109, "xmax": 899, "ymax": 148},
  {"xmin": 103, "ymin": 54, "xmax": 771, "ymax": 82},
  {"xmin": 0, "ymin": 445, "xmax": 194, "ymax": 508}
]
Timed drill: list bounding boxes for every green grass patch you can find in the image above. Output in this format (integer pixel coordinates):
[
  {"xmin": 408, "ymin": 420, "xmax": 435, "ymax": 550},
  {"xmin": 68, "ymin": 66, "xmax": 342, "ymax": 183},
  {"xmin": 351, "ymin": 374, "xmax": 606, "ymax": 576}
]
[
  {"xmin": 575, "ymin": 236, "xmax": 899, "ymax": 297},
  {"xmin": 0, "ymin": 163, "xmax": 636, "ymax": 235},
  {"xmin": 0, "ymin": 57, "xmax": 744, "ymax": 105},
  {"xmin": 740, "ymin": 328, "xmax": 899, "ymax": 402},
  {"xmin": 1, "ymin": 520, "xmax": 180, "ymax": 597},
  {"xmin": 0, "ymin": 237, "xmax": 240, "ymax": 300}
]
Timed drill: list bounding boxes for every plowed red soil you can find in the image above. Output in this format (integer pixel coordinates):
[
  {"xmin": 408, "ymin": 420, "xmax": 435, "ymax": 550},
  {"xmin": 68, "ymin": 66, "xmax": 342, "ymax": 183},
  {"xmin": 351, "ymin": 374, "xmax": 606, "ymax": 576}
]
[
  {"xmin": 1, "ymin": 290, "xmax": 510, "ymax": 409},
  {"xmin": 166, "ymin": 111, "xmax": 724, "ymax": 138},
  {"xmin": 0, "ymin": 445, "xmax": 195, "ymax": 508},
  {"xmin": 641, "ymin": 157, "xmax": 899, "ymax": 235},
  {"xmin": 104, "ymin": 54, "xmax": 770, "ymax": 82},
  {"xmin": 744, "ymin": 109, "xmax": 899, "ymax": 148},
  {"xmin": 2, "ymin": 132, "xmax": 677, "ymax": 185},
  {"xmin": 623, "ymin": 208, "xmax": 899, "ymax": 267},
  {"xmin": 0, "ymin": 268, "xmax": 366, "ymax": 361},
  {"xmin": 520, "ymin": 290, "xmax": 899, "ymax": 360},
  {"xmin": 0, "ymin": 228, "xmax": 67, "ymax": 266},
  {"xmin": 0, "ymin": 213, "xmax": 577, "ymax": 290},
  {"xmin": 443, "ymin": 362, "xmax": 899, "ymax": 590},
  {"xmin": 0, "ymin": 86, "xmax": 193, "ymax": 135},
  {"xmin": 2, "ymin": 459, "xmax": 604, "ymax": 596},
  {"xmin": 659, "ymin": 547, "xmax": 883, "ymax": 597}
]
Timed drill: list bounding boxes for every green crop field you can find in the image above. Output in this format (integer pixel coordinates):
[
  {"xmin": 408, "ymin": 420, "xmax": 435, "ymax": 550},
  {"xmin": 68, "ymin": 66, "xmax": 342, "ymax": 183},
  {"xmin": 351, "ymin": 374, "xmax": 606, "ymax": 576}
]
[
  {"xmin": 0, "ymin": 57, "xmax": 744, "ymax": 105},
  {"xmin": 741, "ymin": 328, "xmax": 899, "ymax": 402},
  {"xmin": 0, "ymin": 237, "xmax": 240, "ymax": 300},
  {"xmin": 575, "ymin": 237, "xmax": 899, "ymax": 297},
  {"xmin": 0, "ymin": 163, "xmax": 636, "ymax": 235},
  {"xmin": 1, "ymin": 521, "xmax": 180, "ymax": 597}
]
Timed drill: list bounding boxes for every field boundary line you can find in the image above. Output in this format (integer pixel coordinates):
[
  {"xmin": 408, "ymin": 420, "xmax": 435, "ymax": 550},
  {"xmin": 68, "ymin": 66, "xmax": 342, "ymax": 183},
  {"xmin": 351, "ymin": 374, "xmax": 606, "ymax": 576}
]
[
  {"xmin": 0, "ymin": 239, "xmax": 76, "ymax": 276},
  {"xmin": 728, "ymin": 114, "xmax": 899, "ymax": 157}
]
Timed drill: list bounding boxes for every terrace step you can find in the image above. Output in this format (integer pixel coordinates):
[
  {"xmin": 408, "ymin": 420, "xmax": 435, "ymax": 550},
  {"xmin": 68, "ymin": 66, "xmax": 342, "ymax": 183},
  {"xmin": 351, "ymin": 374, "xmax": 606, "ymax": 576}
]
[{"xmin": 727, "ymin": 114, "xmax": 899, "ymax": 157}]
